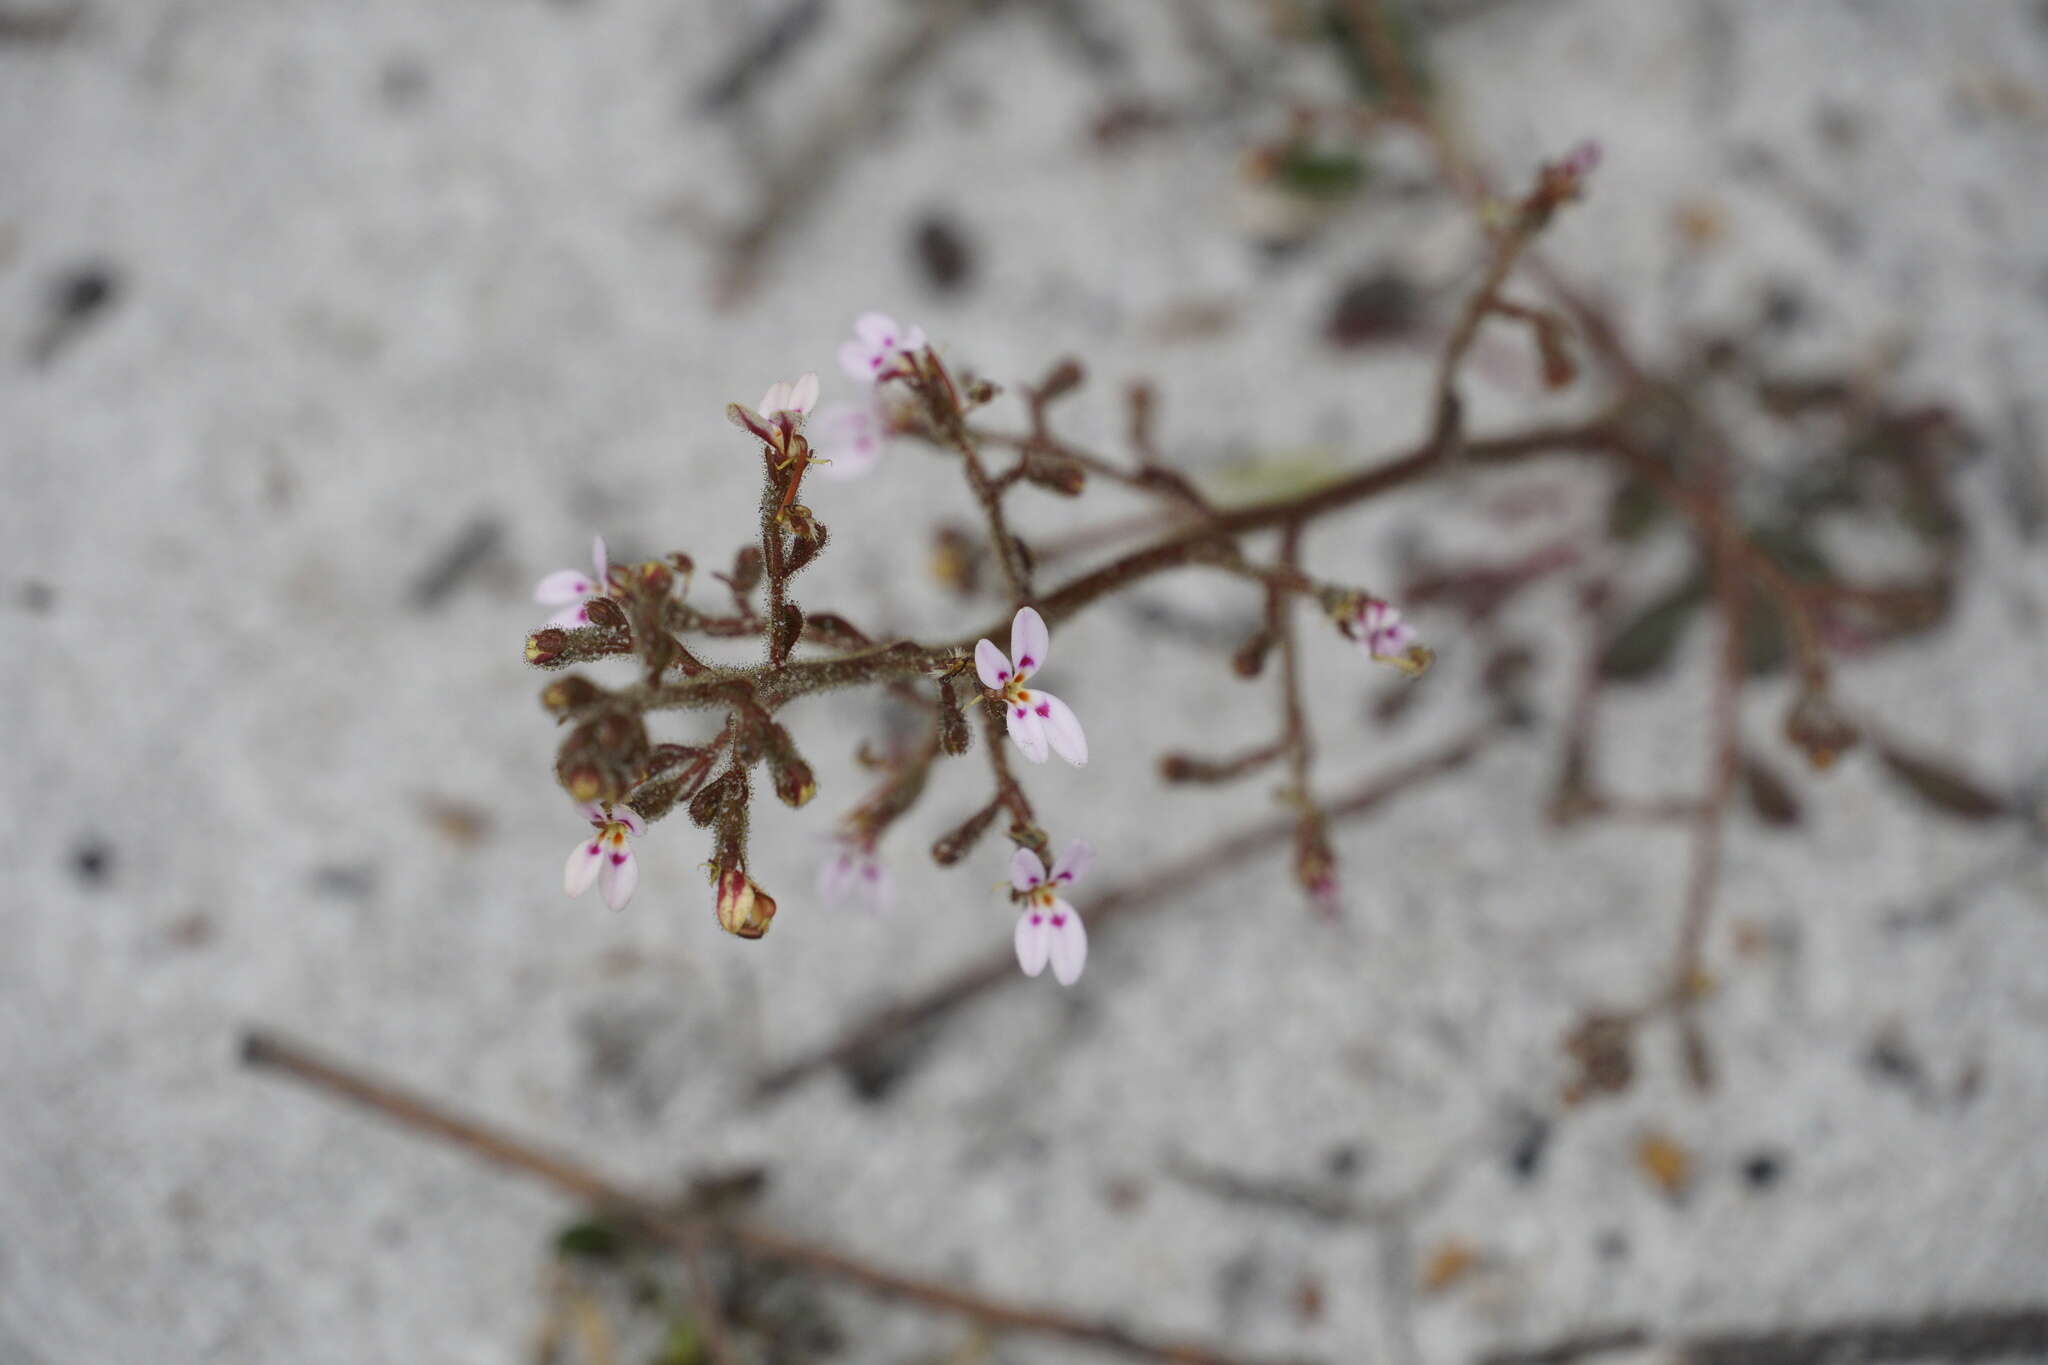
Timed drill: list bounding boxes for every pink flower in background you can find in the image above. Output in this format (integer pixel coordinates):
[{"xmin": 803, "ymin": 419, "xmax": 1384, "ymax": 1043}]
[
  {"xmin": 565, "ymin": 802, "xmax": 644, "ymax": 911},
  {"xmin": 838, "ymin": 312, "xmax": 926, "ymax": 385},
  {"xmin": 975, "ymin": 606, "xmax": 1087, "ymax": 766},
  {"xmin": 818, "ymin": 836, "xmax": 893, "ymax": 914},
  {"xmin": 1011, "ymin": 841, "xmax": 1092, "ymax": 985},
  {"xmin": 809, "ymin": 399, "xmax": 886, "ymax": 480},
  {"xmin": 535, "ymin": 535, "xmax": 613, "ymax": 628},
  {"xmin": 1354, "ymin": 600, "xmax": 1416, "ymax": 663}
]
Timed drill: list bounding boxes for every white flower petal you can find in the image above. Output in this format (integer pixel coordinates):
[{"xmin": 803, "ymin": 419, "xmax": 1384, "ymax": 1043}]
[
  {"xmin": 839, "ymin": 339, "xmax": 878, "ymax": 383},
  {"xmin": 613, "ymin": 805, "xmax": 646, "ymax": 837},
  {"xmin": 1006, "ymin": 701, "xmax": 1050, "ymax": 763},
  {"xmin": 591, "ymin": 535, "xmax": 608, "ymax": 583},
  {"xmin": 599, "ymin": 847, "xmax": 638, "ymax": 911},
  {"xmin": 1009, "ymin": 606, "xmax": 1050, "ymax": 676},
  {"xmin": 1046, "ymin": 901, "xmax": 1087, "ymax": 985},
  {"xmin": 1035, "ymin": 692, "xmax": 1088, "ymax": 767},
  {"xmin": 857, "ymin": 858, "xmax": 893, "ymax": 915},
  {"xmin": 580, "ymin": 802, "xmax": 609, "ymax": 824},
  {"xmin": 565, "ymin": 838, "xmax": 604, "ymax": 896},
  {"xmin": 974, "ymin": 638, "xmax": 1013, "ymax": 689},
  {"xmin": 900, "ymin": 323, "xmax": 927, "ymax": 351},
  {"xmin": 854, "ymin": 312, "xmax": 899, "ymax": 348},
  {"xmin": 1010, "ymin": 847, "xmax": 1047, "ymax": 891},
  {"xmin": 535, "ymin": 569, "xmax": 595, "ymax": 604},
  {"xmin": 1049, "ymin": 839, "xmax": 1093, "ymax": 886},
  {"xmin": 817, "ymin": 851, "xmax": 855, "ymax": 908},
  {"xmin": 1014, "ymin": 908, "xmax": 1051, "ymax": 977},
  {"xmin": 757, "ymin": 381, "xmax": 788, "ymax": 417},
  {"xmin": 788, "ymin": 371, "xmax": 819, "ymax": 416}
]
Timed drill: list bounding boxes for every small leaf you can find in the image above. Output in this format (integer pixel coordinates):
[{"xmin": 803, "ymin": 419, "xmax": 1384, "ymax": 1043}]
[
  {"xmin": 1740, "ymin": 752, "xmax": 1803, "ymax": 828},
  {"xmin": 1598, "ymin": 576, "xmax": 1708, "ymax": 682},
  {"xmin": 554, "ymin": 1217, "xmax": 626, "ymax": 1262},
  {"xmin": 1273, "ymin": 146, "xmax": 1369, "ymax": 201},
  {"xmin": 1606, "ymin": 476, "xmax": 1666, "ymax": 542},
  {"xmin": 1875, "ymin": 740, "xmax": 2008, "ymax": 821}
]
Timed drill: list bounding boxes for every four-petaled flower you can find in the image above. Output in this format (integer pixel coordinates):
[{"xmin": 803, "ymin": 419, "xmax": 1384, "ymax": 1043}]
[
  {"xmin": 817, "ymin": 836, "xmax": 893, "ymax": 914},
  {"xmin": 535, "ymin": 535, "xmax": 614, "ymax": 628},
  {"xmin": 838, "ymin": 312, "xmax": 927, "ymax": 385},
  {"xmin": 976, "ymin": 606, "xmax": 1087, "ymax": 766},
  {"xmin": 565, "ymin": 802, "xmax": 644, "ymax": 911},
  {"xmin": 809, "ymin": 399, "xmax": 886, "ymax": 481},
  {"xmin": 1354, "ymin": 600, "xmax": 1416, "ymax": 662},
  {"xmin": 1012, "ymin": 841, "xmax": 1091, "ymax": 985},
  {"xmin": 753, "ymin": 372, "xmax": 819, "ymax": 426}
]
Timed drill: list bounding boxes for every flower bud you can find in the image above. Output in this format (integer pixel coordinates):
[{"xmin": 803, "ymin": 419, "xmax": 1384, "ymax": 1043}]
[
  {"xmin": 1784, "ymin": 686, "xmax": 1859, "ymax": 770},
  {"xmin": 541, "ymin": 674, "xmax": 603, "ymax": 715},
  {"xmin": 526, "ymin": 628, "xmax": 568, "ymax": 667},
  {"xmin": 636, "ymin": 560, "xmax": 674, "ymax": 597},
  {"xmin": 583, "ymin": 596, "xmax": 627, "ymax": 631},
  {"xmin": 1293, "ymin": 815, "xmax": 1340, "ymax": 919},
  {"xmin": 931, "ymin": 800, "xmax": 1000, "ymax": 866},
  {"xmin": 712, "ymin": 865, "xmax": 777, "ymax": 939},
  {"xmin": 667, "ymin": 551, "xmax": 695, "ymax": 578},
  {"xmin": 729, "ymin": 545, "xmax": 764, "ymax": 593},
  {"xmin": 560, "ymin": 763, "xmax": 605, "ymax": 804},
  {"xmin": 763, "ymin": 725, "xmax": 815, "ymax": 808},
  {"xmin": 1021, "ymin": 452, "xmax": 1086, "ymax": 497}
]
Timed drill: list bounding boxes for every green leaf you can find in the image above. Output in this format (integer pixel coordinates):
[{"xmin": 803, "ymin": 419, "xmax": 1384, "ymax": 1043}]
[
  {"xmin": 554, "ymin": 1217, "xmax": 626, "ymax": 1262},
  {"xmin": 1273, "ymin": 147, "xmax": 1368, "ymax": 201},
  {"xmin": 1599, "ymin": 575, "xmax": 1708, "ymax": 683}
]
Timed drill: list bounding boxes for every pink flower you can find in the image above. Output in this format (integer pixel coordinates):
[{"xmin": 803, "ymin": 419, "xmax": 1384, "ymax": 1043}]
[
  {"xmin": 838, "ymin": 312, "xmax": 927, "ymax": 385},
  {"xmin": 1354, "ymin": 600, "xmax": 1416, "ymax": 662},
  {"xmin": 535, "ymin": 535, "xmax": 613, "ymax": 628},
  {"xmin": 1011, "ymin": 841, "xmax": 1091, "ymax": 985},
  {"xmin": 754, "ymin": 372, "xmax": 819, "ymax": 425},
  {"xmin": 975, "ymin": 606, "xmax": 1087, "ymax": 766},
  {"xmin": 809, "ymin": 399, "xmax": 886, "ymax": 481},
  {"xmin": 817, "ymin": 836, "xmax": 893, "ymax": 914},
  {"xmin": 564, "ymin": 802, "xmax": 644, "ymax": 911}
]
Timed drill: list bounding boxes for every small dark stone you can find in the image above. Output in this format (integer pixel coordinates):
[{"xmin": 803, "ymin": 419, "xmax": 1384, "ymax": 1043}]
[
  {"xmin": 912, "ymin": 211, "xmax": 975, "ymax": 294},
  {"xmin": 72, "ymin": 839, "xmax": 113, "ymax": 886},
  {"xmin": 378, "ymin": 58, "xmax": 431, "ymax": 109},
  {"xmin": 17, "ymin": 580, "xmax": 55, "ymax": 613},
  {"xmin": 1762, "ymin": 281, "xmax": 1807, "ymax": 332},
  {"xmin": 1324, "ymin": 270, "xmax": 1422, "ymax": 349},
  {"xmin": 1740, "ymin": 1150, "xmax": 1785, "ymax": 1190},
  {"xmin": 1508, "ymin": 1113, "xmax": 1551, "ymax": 1182},
  {"xmin": 56, "ymin": 265, "xmax": 116, "ymax": 321}
]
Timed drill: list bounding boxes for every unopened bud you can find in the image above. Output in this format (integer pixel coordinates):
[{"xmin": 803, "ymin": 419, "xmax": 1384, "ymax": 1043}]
[
  {"xmin": 712, "ymin": 865, "xmax": 777, "ymax": 939},
  {"xmin": 583, "ymin": 596, "xmax": 627, "ymax": 631},
  {"xmin": 1231, "ymin": 628, "xmax": 1274, "ymax": 679},
  {"xmin": 688, "ymin": 769, "xmax": 740, "ymax": 828},
  {"xmin": 667, "ymin": 551, "xmax": 695, "ymax": 578},
  {"xmin": 1022, "ymin": 452, "xmax": 1086, "ymax": 497},
  {"xmin": 527, "ymin": 628, "xmax": 567, "ymax": 667},
  {"xmin": 561, "ymin": 763, "xmax": 605, "ymax": 804},
  {"xmin": 1784, "ymin": 686, "xmax": 1859, "ymax": 770},
  {"xmin": 730, "ymin": 545, "xmax": 764, "ymax": 593},
  {"xmin": 764, "ymin": 726, "xmax": 816, "ymax": 808},
  {"xmin": 541, "ymin": 674, "xmax": 603, "ymax": 715},
  {"xmin": 1036, "ymin": 357, "xmax": 1085, "ymax": 403},
  {"xmin": 636, "ymin": 560, "xmax": 674, "ymax": 597}
]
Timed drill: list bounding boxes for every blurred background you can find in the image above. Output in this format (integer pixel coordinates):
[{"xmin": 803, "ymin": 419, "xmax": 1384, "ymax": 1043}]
[{"xmin": 6, "ymin": 1, "xmax": 2048, "ymax": 1362}]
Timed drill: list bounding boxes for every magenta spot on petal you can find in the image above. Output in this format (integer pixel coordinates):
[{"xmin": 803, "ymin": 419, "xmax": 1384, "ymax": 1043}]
[
  {"xmin": 587, "ymin": 842, "xmax": 601, "ymax": 855},
  {"xmin": 996, "ymin": 670, "xmax": 1010, "ymax": 682},
  {"xmin": 1017, "ymin": 656, "xmax": 1034, "ymax": 670},
  {"xmin": 1035, "ymin": 702, "xmax": 1050, "ymax": 718},
  {"xmin": 1014, "ymin": 707, "xmax": 1026, "ymax": 719},
  {"xmin": 1051, "ymin": 913, "xmax": 1066, "ymax": 926},
  {"xmin": 611, "ymin": 852, "xmax": 627, "ymax": 865},
  {"xmin": 1030, "ymin": 913, "xmax": 1043, "ymax": 925},
  {"xmin": 862, "ymin": 865, "xmax": 878, "ymax": 881}
]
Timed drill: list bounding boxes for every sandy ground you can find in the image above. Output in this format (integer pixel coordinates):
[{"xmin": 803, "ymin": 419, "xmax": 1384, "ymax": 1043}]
[{"xmin": 5, "ymin": 2, "xmax": 2048, "ymax": 1362}]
